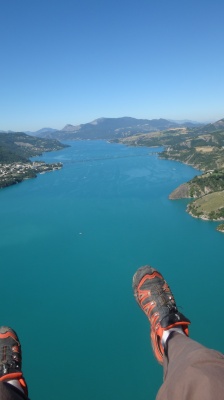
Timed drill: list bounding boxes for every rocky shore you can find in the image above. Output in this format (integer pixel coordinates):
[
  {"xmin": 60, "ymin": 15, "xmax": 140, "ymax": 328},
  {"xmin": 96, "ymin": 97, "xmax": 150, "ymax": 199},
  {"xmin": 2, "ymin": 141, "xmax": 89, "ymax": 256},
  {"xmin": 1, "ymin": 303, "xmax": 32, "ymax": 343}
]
[{"xmin": 216, "ymin": 224, "xmax": 224, "ymax": 233}]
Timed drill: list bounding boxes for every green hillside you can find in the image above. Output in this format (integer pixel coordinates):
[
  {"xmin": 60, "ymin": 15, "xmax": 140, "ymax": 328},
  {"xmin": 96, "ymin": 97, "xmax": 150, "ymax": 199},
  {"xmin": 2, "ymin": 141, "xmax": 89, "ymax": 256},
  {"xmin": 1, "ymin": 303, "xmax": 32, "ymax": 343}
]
[
  {"xmin": 0, "ymin": 132, "xmax": 68, "ymax": 163},
  {"xmin": 187, "ymin": 191, "xmax": 224, "ymax": 220},
  {"xmin": 115, "ymin": 117, "xmax": 224, "ymax": 228}
]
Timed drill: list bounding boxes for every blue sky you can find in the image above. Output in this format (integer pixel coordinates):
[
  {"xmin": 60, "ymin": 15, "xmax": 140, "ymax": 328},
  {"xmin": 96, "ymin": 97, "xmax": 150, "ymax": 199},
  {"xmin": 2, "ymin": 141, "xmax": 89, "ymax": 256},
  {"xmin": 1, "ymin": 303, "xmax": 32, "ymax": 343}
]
[{"xmin": 1, "ymin": 0, "xmax": 224, "ymax": 131}]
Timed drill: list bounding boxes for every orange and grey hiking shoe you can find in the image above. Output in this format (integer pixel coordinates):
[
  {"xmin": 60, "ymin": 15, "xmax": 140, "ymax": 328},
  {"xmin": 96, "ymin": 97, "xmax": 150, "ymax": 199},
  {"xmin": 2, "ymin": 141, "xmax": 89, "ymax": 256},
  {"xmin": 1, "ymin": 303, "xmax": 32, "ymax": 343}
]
[
  {"xmin": 133, "ymin": 265, "xmax": 190, "ymax": 364},
  {"xmin": 0, "ymin": 327, "xmax": 28, "ymax": 396}
]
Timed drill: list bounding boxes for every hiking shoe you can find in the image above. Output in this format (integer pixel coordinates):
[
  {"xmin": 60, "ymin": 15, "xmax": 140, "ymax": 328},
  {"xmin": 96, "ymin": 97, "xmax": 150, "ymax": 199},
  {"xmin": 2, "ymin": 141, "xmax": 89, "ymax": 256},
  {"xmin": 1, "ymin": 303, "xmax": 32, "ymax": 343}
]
[
  {"xmin": 0, "ymin": 327, "xmax": 28, "ymax": 395},
  {"xmin": 133, "ymin": 266, "xmax": 190, "ymax": 364}
]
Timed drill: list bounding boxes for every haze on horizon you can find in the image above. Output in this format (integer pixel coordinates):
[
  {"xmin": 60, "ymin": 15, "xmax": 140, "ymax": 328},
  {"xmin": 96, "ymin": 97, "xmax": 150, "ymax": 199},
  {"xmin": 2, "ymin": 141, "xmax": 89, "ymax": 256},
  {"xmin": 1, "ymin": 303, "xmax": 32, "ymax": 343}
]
[{"xmin": 1, "ymin": 0, "xmax": 224, "ymax": 132}]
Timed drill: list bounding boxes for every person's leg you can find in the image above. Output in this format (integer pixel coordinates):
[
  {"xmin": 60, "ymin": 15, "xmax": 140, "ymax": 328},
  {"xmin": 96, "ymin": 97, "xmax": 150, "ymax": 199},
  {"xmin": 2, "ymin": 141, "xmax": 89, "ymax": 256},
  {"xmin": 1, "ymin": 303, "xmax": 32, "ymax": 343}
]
[
  {"xmin": 0, "ymin": 327, "xmax": 29, "ymax": 400},
  {"xmin": 157, "ymin": 332, "xmax": 224, "ymax": 400},
  {"xmin": 132, "ymin": 265, "xmax": 224, "ymax": 400}
]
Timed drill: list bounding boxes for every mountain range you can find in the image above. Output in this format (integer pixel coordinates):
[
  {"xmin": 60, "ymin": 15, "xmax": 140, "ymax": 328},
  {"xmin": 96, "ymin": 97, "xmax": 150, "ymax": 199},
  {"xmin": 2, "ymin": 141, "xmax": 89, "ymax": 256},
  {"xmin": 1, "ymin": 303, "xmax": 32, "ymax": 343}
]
[
  {"xmin": 28, "ymin": 117, "xmax": 204, "ymax": 140},
  {"xmin": 2, "ymin": 117, "xmax": 224, "ymax": 142}
]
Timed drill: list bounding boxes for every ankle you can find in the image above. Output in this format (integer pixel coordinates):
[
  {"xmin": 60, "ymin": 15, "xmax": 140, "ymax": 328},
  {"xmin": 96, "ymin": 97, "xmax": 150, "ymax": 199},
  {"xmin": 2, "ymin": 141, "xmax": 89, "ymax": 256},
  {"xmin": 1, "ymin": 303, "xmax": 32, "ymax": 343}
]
[
  {"xmin": 2, "ymin": 376, "xmax": 28, "ymax": 397},
  {"xmin": 161, "ymin": 326, "xmax": 185, "ymax": 348}
]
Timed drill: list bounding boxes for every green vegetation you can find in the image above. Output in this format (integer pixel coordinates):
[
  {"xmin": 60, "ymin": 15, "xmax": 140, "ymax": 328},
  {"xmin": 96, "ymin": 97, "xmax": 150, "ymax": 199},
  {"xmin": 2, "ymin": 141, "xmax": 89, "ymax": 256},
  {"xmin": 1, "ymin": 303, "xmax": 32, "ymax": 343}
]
[
  {"xmin": 161, "ymin": 146, "xmax": 224, "ymax": 171},
  {"xmin": 169, "ymin": 170, "xmax": 224, "ymax": 199},
  {"xmin": 190, "ymin": 170, "xmax": 224, "ymax": 192},
  {"xmin": 187, "ymin": 191, "xmax": 224, "ymax": 220}
]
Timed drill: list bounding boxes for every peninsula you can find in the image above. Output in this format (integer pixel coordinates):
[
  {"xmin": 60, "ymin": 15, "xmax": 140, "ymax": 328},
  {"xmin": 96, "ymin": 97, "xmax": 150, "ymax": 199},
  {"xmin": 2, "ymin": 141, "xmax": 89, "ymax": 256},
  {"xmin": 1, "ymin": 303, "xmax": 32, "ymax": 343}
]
[{"xmin": 0, "ymin": 132, "xmax": 68, "ymax": 189}]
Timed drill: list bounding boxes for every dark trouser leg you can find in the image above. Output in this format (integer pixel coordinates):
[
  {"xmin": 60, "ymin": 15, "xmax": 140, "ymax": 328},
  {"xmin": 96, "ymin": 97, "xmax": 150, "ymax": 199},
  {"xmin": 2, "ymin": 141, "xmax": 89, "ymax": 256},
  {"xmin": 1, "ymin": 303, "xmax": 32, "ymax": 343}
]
[
  {"xmin": 0, "ymin": 383, "xmax": 29, "ymax": 400},
  {"xmin": 156, "ymin": 332, "xmax": 224, "ymax": 400}
]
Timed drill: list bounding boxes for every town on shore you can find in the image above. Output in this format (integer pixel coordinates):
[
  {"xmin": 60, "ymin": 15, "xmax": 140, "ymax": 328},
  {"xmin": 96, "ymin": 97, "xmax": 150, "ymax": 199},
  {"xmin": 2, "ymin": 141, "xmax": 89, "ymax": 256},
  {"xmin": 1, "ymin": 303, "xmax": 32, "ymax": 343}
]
[
  {"xmin": 0, "ymin": 161, "xmax": 62, "ymax": 189},
  {"xmin": 0, "ymin": 132, "xmax": 68, "ymax": 189}
]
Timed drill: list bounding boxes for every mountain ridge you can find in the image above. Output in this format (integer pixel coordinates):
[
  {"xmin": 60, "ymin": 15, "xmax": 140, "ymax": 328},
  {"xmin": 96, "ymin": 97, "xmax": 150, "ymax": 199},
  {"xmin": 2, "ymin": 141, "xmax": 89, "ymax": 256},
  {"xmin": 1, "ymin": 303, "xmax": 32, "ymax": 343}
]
[
  {"xmin": 32, "ymin": 117, "xmax": 204, "ymax": 140},
  {"xmin": 195, "ymin": 118, "xmax": 224, "ymax": 133},
  {"xmin": 0, "ymin": 117, "xmax": 210, "ymax": 139}
]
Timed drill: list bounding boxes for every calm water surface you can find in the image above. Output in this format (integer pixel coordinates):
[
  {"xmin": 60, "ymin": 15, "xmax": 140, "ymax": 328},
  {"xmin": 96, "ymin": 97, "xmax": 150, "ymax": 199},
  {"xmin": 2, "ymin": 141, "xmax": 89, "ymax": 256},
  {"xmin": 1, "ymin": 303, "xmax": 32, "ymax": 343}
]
[{"xmin": 0, "ymin": 141, "xmax": 223, "ymax": 400}]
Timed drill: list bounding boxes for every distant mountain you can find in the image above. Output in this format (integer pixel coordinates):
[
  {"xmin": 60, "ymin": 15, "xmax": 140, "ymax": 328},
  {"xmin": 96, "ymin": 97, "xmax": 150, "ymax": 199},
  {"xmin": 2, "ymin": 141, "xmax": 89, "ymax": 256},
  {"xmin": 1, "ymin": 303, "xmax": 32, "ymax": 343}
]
[
  {"xmin": 61, "ymin": 124, "xmax": 82, "ymax": 132},
  {"xmin": 33, "ymin": 117, "xmax": 192, "ymax": 140},
  {"xmin": 168, "ymin": 119, "xmax": 205, "ymax": 127},
  {"xmin": 25, "ymin": 127, "xmax": 58, "ymax": 136},
  {"xmin": 0, "ymin": 130, "xmax": 15, "ymax": 133}
]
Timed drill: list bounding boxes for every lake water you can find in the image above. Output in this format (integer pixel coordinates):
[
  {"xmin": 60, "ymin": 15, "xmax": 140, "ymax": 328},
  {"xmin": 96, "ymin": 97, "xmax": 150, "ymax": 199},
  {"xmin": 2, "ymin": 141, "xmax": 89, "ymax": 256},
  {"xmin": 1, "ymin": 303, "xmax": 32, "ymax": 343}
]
[{"xmin": 0, "ymin": 140, "xmax": 223, "ymax": 400}]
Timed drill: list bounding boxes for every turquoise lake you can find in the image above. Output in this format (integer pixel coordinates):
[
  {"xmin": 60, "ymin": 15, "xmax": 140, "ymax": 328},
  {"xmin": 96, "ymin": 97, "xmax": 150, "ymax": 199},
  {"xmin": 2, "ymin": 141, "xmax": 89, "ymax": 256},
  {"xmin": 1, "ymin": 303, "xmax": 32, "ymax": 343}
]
[{"xmin": 0, "ymin": 140, "xmax": 223, "ymax": 400}]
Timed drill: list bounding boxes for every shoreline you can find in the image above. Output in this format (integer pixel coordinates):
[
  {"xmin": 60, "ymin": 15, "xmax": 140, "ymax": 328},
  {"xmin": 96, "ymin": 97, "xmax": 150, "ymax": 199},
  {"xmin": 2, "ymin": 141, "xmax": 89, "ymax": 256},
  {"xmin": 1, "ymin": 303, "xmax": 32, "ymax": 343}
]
[
  {"xmin": 0, "ymin": 161, "xmax": 63, "ymax": 189},
  {"xmin": 187, "ymin": 208, "xmax": 224, "ymax": 222},
  {"xmin": 113, "ymin": 139, "xmax": 224, "ymax": 225}
]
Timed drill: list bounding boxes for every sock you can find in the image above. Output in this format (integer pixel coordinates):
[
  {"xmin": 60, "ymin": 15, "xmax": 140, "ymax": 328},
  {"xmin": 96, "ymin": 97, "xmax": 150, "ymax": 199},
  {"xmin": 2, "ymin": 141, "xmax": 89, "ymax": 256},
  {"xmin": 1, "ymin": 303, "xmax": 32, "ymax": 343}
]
[
  {"xmin": 161, "ymin": 326, "xmax": 185, "ymax": 348},
  {"xmin": 6, "ymin": 379, "xmax": 25, "ymax": 394}
]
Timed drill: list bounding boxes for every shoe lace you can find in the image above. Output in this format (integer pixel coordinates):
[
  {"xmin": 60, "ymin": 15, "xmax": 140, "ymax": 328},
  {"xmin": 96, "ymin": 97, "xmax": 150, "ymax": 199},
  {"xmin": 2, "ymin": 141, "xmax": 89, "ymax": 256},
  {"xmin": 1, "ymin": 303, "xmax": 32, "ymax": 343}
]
[
  {"xmin": 0, "ymin": 345, "xmax": 20, "ymax": 374},
  {"xmin": 161, "ymin": 285, "xmax": 178, "ymax": 313}
]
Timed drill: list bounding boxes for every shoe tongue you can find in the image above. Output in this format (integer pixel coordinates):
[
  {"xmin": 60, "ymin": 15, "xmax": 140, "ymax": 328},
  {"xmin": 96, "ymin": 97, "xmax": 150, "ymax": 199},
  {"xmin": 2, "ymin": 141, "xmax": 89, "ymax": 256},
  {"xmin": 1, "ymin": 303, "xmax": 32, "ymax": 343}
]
[{"xmin": 160, "ymin": 310, "xmax": 180, "ymax": 328}]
